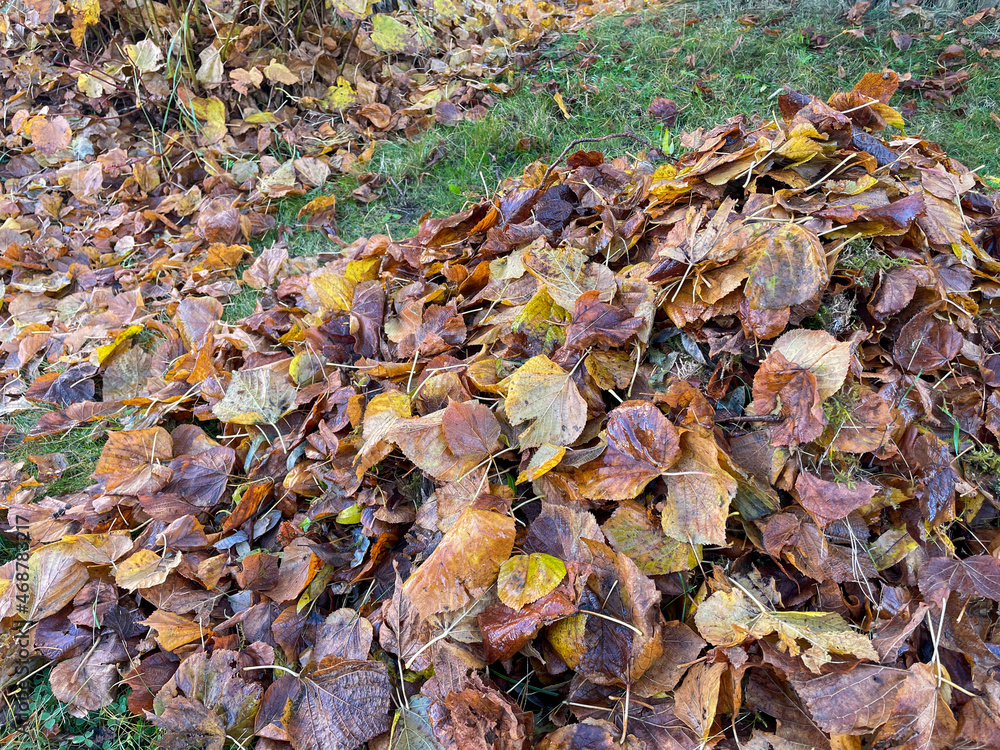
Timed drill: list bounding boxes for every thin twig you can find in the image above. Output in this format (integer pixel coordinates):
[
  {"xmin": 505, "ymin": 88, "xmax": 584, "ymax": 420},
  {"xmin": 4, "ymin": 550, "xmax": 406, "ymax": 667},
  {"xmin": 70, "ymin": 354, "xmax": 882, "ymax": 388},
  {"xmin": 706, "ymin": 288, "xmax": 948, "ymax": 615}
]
[
  {"xmin": 337, "ymin": 20, "xmax": 362, "ymax": 80},
  {"xmin": 714, "ymin": 414, "xmax": 786, "ymax": 424}
]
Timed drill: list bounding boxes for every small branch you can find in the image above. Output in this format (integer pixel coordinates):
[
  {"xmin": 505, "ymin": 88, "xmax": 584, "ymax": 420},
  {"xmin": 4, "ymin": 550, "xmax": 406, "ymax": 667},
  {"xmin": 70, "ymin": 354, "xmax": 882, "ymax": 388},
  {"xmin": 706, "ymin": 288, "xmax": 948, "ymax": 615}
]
[
  {"xmin": 714, "ymin": 414, "xmax": 786, "ymax": 424},
  {"xmin": 337, "ymin": 20, "xmax": 362, "ymax": 80},
  {"xmin": 540, "ymin": 132, "xmax": 656, "ymax": 187}
]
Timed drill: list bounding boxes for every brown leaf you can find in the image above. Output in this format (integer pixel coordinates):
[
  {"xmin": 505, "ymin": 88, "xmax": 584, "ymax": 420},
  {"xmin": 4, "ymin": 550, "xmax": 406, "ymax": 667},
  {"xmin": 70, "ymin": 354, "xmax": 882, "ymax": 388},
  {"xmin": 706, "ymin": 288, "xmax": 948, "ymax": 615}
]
[
  {"xmin": 26, "ymin": 544, "xmax": 90, "ymax": 621},
  {"xmin": 792, "ymin": 665, "xmax": 907, "ymax": 734},
  {"xmin": 876, "ymin": 663, "xmax": 956, "ymax": 750},
  {"xmin": 794, "ymin": 472, "xmax": 879, "ymax": 526},
  {"xmin": 478, "ymin": 584, "xmax": 577, "ymax": 663},
  {"xmin": 918, "ymin": 554, "xmax": 1000, "ymax": 606},
  {"xmin": 674, "ymin": 661, "xmax": 726, "ymax": 744},
  {"xmin": 94, "ymin": 427, "xmax": 173, "ymax": 495},
  {"xmin": 49, "ymin": 637, "xmax": 124, "ymax": 715},
  {"xmin": 123, "ymin": 652, "xmax": 178, "ymax": 715},
  {"xmin": 30, "ymin": 116, "xmax": 72, "ymax": 154},
  {"xmin": 564, "ymin": 290, "xmax": 643, "ymax": 350},
  {"xmin": 313, "ymin": 608, "xmax": 373, "ymax": 663},
  {"xmin": 287, "ymin": 656, "xmax": 391, "ymax": 750},
  {"xmin": 751, "ymin": 351, "xmax": 826, "ymax": 446},
  {"xmin": 893, "ymin": 310, "xmax": 962, "ymax": 373},
  {"xmin": 578, "ymin": 400, "xmax": 680, "ymax": 501},
  {"xmin": 648, "ymin": 97, "xmax": 679, "ymax": 126},
  {"xmin": 152, "ymin": 650, "xmax": 263, "ymax": 750},
  {"xmin": 441, "ymin": 400, "xmax": 501, "ymax": 460},
  {"xmin": 403, "ymin": 498, "xmax": 515, "ymax": 618}
]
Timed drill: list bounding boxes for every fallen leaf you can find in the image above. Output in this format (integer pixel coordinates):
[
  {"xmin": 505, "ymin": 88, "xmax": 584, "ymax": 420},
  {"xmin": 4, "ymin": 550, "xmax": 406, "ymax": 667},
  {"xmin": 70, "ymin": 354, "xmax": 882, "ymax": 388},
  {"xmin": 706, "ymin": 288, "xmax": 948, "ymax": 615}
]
[
  {"xmin": 403, "ymin": 498, "xmax": 515, "ymax": 618},
  {"xmin": 504, "ymin": 355, "xmax": 587, "ymax": 449},
  {"xmin": 497, "ymin": 553, "xmax": 567, "ymax": 610}
]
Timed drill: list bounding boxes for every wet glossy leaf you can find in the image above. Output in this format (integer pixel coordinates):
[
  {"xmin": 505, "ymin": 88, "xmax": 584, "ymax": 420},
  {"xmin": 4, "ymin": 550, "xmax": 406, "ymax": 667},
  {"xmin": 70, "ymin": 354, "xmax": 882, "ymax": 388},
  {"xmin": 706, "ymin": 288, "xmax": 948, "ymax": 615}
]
[
  {"xmin": 744, "ymin": 224, "xmax": 828, "ymax": 311},
  {"xmin": 577, "ymin": 401, "xmax": 680, "ymax": 501}
]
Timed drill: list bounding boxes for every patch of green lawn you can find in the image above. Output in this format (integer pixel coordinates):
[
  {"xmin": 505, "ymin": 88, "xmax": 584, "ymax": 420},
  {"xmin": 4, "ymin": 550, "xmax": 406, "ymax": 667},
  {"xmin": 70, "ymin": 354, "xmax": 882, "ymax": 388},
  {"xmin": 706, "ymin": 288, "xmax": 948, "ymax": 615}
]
[
  {"xmin": 5, "ymin": 676, "xmax": 157, "ymax": 750},
  {"xmin": 2, "ymin": 410, "xmax": 109, "ymax": 500},
  {"xmin": 286, "ymin": 0, "xmax": 1000, "ymax": 249}
]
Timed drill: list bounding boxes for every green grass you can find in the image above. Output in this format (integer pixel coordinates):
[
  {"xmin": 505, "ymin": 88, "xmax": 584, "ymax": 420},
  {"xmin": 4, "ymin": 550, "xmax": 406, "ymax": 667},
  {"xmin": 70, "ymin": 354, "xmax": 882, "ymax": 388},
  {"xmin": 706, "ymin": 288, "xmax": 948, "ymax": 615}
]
[
  {"xmin": 272, "ymin": 0, "xmax": 1000, "ymax": 251},
  {"xmin": 1, "ymin": 410, "xmax": 108, "ymax": 501},
  {"xmin": 3, "ymin": 675, "xmax": 157, "ymax": 750},
  {"xmin": 223, "ymin": 284, "xmax": 263, "ymax": 322}
]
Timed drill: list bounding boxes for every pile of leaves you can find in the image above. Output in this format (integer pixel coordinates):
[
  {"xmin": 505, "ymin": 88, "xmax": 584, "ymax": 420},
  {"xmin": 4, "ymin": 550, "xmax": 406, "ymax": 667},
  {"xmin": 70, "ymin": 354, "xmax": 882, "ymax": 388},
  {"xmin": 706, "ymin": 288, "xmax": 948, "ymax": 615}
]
[
  {"xmin": 4, "ymin": 67, "xmax": 1000, "ymax": 750},
  {"xmin": 1, "ymin": 0, "xmax": 646, "ymax": 211}
]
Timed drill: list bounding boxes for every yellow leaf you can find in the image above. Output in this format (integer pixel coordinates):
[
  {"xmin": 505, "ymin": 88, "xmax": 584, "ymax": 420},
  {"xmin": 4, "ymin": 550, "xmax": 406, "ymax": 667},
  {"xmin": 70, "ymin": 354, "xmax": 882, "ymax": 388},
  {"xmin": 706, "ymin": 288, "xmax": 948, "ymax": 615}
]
[
  {"xmin": 94, "ymin": 324, "xmax": 144, "ymax": 365},
  {"xmin": 323, "ymin": 78, "xmax": 359, "ymax": 110},
  {"xmin": 297, "ymin": 194, "xmax": 337, "ymax": 220},
  {"xmin": 311, "ymin": 256, "xmax": 381, "ymax": 313},
  {"xmin": 521, "ymin": 241, "xmax": 615, "ymax": 310},
  {"xmin": 264, "ymin": 59, "xmax": 299, "ymax": 85},
  {"xmin": 511, "ymin": 289, "xmax": 568, "ymax": 356},
  {"xmin": 695, "ymin": 583, "xmax": 878, "ymax": 673},
  {"xmin": 58, "ymin": 533, "xmax": 134, "ymax": 564},
  {"xmin": 546, "ymin": 613, "xmax": 587, "ymax": 669},
  {"xmin": 141, "ymin": 610, "xmax": 210, "ymax": 652},
  {"xmin": 125, "ymin": 39, "xmax": 163, "ymax": 74},
  {"xmin": 115, "ymin": 549, "xmax": 182, "ymax": 592},
  {"xmin": 776, "ymin": 135, "xmax": 825, "ymax": 163},
  {"xmin": 69, "ymin": 0, "xmax": 100, "ymax": 46},
  {"xmin": 331, "ymin": 0, "xmax": 372, "ymax": 20},
  {"xmin": 769, "ymin": 328, "xmax": 853, "ymax": 400},
  {"xmin": 288, "ymin": 350, "xmax": 325, "ymax": 386},
  {"xmin": 503, "ymin": 355, "xmax": 587, "ymax": 449},
  {"xmin": 553, "ymin": 92, "xmax": 571, "ymax": 119},
  {"xmin": 603, "ymin": 500, "xmax": 698, "ymax": 575},
  {"xmin": 244, "ymin": 110, "xmax": 277, "ymax": 124},
  {"xmin": 77, "ymin": 73, "xmax": 105, "ymax": 98},
  {"xmin": 190, "ymin": 97, "xmax": 227, "ymax": 144},
  {"xmin": 336, "ymin": 504, "xmax": 362, "ymax": 524},
  {"xmin": 649, "ymin": 163, "xmax": 690, "ymax": 203},
  {"xmin": 516, "ymin": 443, "xmax": 565, "ymax": 484},
  {"xmin": 497, "ymin": 553, "xmax": 566, "ymax": 609},
  {"xmin": 371, "ymin": 14, "xmax": 417, "ymax": 53},
  {"xmin": 426, "ymin": 0, "xmax": 463, "ymax": 22}
]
